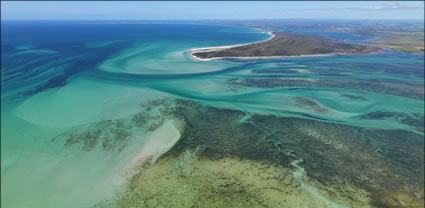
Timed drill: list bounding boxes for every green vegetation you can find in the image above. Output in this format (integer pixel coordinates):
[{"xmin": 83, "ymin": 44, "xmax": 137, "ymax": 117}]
[
  {"xmin": 193, "ymin": 32, "xmax": 379, "ymax": 59},
  {"xmin": 372, "ymin": 32, "xmax": 424, "ymax": 53},
  {"xmin": 394, "ymin": 47, "xmax": 423, "ymax": 53},
  {"xmin": 206, "ymin": 20, "xmax": 424, "ymax": 54}
]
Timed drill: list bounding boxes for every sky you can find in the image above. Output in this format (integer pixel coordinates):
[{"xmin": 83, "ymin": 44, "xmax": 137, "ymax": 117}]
[{"xmin": 1, "ymin": 1, "xmax": 424, "ymax": 20}]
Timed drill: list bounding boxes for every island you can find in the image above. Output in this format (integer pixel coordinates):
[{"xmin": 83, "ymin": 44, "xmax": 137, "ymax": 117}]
[{"xmin": 192, "ymin": 32, "xmax": 380, "ymax": 60}]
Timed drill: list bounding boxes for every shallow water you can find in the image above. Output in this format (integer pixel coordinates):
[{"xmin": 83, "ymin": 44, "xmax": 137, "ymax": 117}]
[{"xmin": 1, "ymin": 21, "xmax": 424, "ymax": 207}]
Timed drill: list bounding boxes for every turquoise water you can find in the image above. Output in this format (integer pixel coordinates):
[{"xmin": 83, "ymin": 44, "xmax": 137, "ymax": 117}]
[{"xmin": 1, "ymin": 21, "xmax": 424, "ymax": 207}]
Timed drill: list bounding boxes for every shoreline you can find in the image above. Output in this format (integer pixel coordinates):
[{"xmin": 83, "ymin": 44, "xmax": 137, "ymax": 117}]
[
  {"xmin": 189, "ymin": 28, "xmax": 381, "ymax": 61},
  {"xmin": 191, "ymin": 52, "xmax": 336, "ymax": 61},
  {"xmin": 190, "ymin": 49, "xmax": 381, "ymax": 61},
  {"xmin": 189, "ymin": 28, "xmax": 276, "ymax": 61}
]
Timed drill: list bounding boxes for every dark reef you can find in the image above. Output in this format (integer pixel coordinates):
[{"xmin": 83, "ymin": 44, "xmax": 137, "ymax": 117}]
[
  {"xmin": 158, "ymin": 99, "xmax": 424, "ymax": 207},
  {"xmin": 227, "ymin": 77, "xmax": 424, "ymax": 100},
  {"xmin": 53, "ymin": 98, "xmax": 424, "ymax": 207}
]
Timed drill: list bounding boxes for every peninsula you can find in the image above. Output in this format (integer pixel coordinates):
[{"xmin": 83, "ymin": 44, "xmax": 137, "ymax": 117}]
[{"xmin": 192, "ymin": 32, "xmax": 380, "ymax": 59}]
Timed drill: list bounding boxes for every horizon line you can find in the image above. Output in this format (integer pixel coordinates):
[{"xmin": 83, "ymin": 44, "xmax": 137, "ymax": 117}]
[{"xmin": 2, "ymin": 18, "xmax": 424, "ymax": 21}]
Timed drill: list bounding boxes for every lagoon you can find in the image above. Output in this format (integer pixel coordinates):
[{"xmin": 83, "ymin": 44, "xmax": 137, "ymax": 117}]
[{"xmin": 1, "ymin": 21, "xmax": 424, "ymax": 208}]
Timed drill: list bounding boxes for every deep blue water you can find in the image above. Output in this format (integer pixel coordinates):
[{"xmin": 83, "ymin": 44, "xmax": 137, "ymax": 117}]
[
  {"xmin": 1, "ymin": 21, "xmax": 269, "ymax": 101},
  {"xmin": 1, "ymin": 21, "xmax": 424, "ymax": 208}
]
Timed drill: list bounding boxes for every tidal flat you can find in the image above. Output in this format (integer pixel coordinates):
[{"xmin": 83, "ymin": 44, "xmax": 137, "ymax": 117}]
[
  {"xmin": 85, "ymin": 98, "xmax": 423, "ymax": 208},
  {"xmin": 1, "ymin": 21, "xmax": 424, "ymax": 208}
]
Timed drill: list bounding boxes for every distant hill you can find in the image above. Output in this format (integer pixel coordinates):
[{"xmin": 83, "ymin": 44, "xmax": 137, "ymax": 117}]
[{"xmin": 193, "ymin": 32, "xmax": 380, "ymax": 59}]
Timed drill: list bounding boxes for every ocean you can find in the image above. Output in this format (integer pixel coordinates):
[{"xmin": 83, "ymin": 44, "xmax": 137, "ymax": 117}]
[{"xmin": 1, "ymin": 21, "xmax": 424, "ymax": 207}]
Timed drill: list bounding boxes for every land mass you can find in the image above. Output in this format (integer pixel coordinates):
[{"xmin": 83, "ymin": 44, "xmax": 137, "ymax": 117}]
[
  {"xmin": 371, "ymin": 32, "xmax": 424, "ymax": 53},
  {"xmin": 192, "ymin": 32, "xmax": 380, "ymax": 59},
  {"xmin": 202, "ymin": 20, "xmax": 424, "ymax": 54}
]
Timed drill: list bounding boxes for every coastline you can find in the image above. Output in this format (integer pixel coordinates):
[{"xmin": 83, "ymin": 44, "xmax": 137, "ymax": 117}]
[
  {"xmin": 189, "ymin": 29, "xmax": 337, "ymax": 61},
  {"xmin": 189, "ymin": 29, "xmax": 276, "ymax": 61},
  {"xmin": 191, "ymin": 52, "xmax": 336, "ymax": 61},
  {"xmin": 189, "ymin": 28, "xmax": 381, "ymax": 61}
]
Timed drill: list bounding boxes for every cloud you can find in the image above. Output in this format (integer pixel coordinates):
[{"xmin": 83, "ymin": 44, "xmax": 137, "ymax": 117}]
[
  {"xmin": 358, "ymin": 2, "xmax": 424, "ymax": 11},
  {"xmin": 295, "ymin": 2, "xmax": 425, "ymax": 12}
]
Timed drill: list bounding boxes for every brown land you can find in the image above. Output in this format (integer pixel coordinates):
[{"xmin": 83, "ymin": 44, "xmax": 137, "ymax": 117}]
[{"xmin": 192, "ymin": 32, "xmax": 380, "ymax": 59}]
